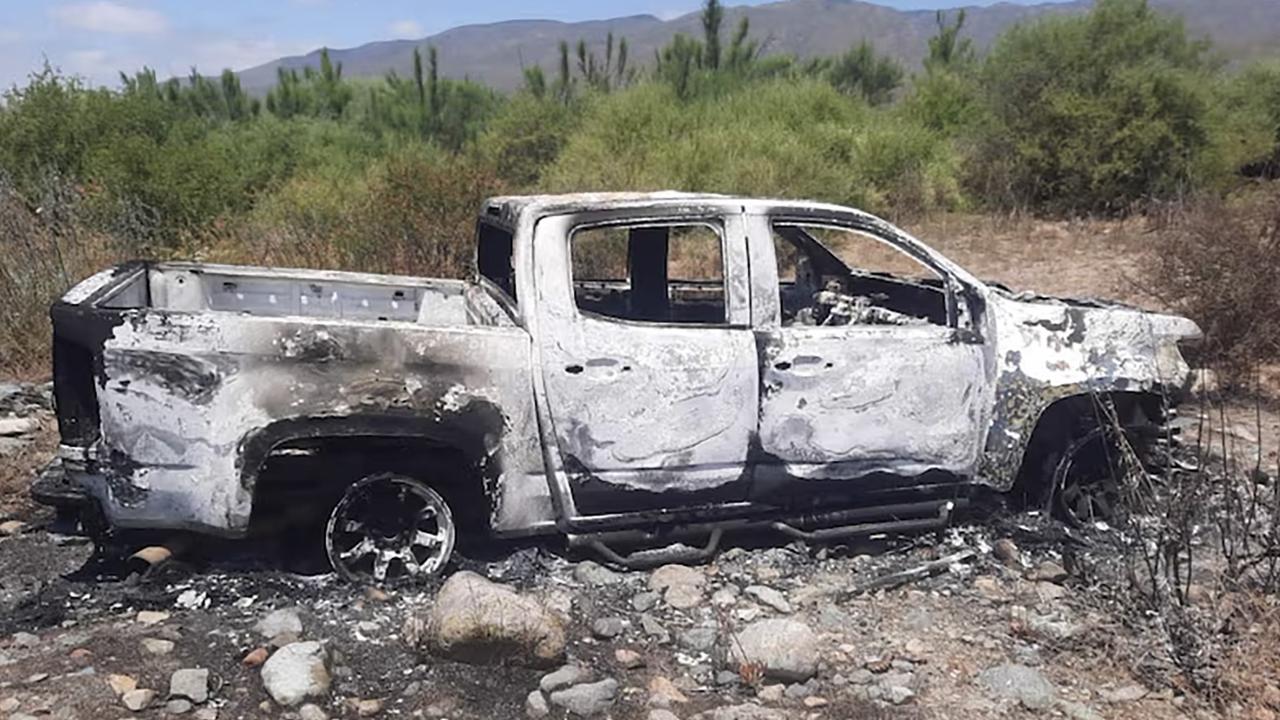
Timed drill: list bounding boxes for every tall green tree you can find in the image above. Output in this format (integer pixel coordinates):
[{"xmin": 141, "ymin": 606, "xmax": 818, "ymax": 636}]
[{"xmin": 701, "ymin": 0, "xmax": 723, "ymax": 70}]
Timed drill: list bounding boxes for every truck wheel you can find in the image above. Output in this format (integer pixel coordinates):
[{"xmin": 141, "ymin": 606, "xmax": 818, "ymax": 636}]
[
  {"xmin": 324, "ymin": 473, "xmax": 456, "ymax": 584},
  {"xmin": 1046, "ymin": 424, "xmax": 1147, "ymax": 527}
]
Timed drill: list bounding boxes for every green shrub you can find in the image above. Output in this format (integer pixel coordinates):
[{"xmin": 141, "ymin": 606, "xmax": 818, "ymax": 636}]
[
  {"xmin": 480, "ymin": 94, "xmax": 579, "ymax": 188},
  {"xmin": 974, "ymin": 0, "xmax": 1215, "ymax": 214}
]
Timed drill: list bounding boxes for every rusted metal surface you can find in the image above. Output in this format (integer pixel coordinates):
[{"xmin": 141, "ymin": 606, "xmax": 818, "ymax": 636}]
[{"xmin": 39, "ymin": 192, "xmax": 1201, "ymax": 544}]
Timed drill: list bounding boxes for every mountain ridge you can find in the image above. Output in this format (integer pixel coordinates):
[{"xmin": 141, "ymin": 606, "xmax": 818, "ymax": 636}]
[{"xmin": 236, "ymin": 0, "xmax": 1280, "ymax": 93}]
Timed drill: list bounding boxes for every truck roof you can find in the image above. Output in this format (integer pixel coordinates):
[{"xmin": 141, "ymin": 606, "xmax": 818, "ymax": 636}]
[{"xmin": 479, "ymin": 191, "xmax": 876, "ymax": 229}]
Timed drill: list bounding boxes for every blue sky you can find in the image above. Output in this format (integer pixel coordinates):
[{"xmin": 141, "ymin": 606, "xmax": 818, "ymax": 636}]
[{"xmin": 0, "ymin": 0, "xmax": 1056, "ymax": 89}]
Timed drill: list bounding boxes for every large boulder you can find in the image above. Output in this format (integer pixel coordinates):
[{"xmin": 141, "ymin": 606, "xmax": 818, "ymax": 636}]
[
  {"xmin": 726, "ymin": 619, "xmax": 819, "ymax": 682},
  {"xmin": 425, "ymin": 571, "xmax": 566, "ymax": 667}
]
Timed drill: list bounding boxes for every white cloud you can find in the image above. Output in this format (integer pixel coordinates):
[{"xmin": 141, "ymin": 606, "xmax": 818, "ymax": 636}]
[
  {"xmin": 51, "ymin": 1, "xmax": 168, "ymax": 35},
  {"xmin": 387, "ymin": 19, "xmax": 425, "ymax": 39},
  {"xmin": 172, "ymin": 36, "xmax": 316, "ymax": 75}
]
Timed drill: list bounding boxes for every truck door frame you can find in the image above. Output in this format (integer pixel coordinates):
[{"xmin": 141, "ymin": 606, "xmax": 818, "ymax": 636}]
[
  {"xmin": 527, "ymin": 204, "xmax": 760, "ymax": 526},
  {"xmin": 744, "ymin": 207, "xmax": 994, "ymax": 494}
]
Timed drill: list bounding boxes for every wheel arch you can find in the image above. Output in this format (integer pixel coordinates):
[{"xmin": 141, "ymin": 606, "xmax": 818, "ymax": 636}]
[
  {"xmin": 238, "ymin": 414, "xmax": 498, "ymax": 535},
  {"xmin": 1010, "ymin": 389, "xmax": 1167, "ymax": 499}
]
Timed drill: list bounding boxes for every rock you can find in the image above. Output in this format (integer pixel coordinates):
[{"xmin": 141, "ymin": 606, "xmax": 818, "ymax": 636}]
[
  {"xmin": 122, "ymin": 689, "xmax": 157, "ymax": 711},
  {"xmin": 678, "ymin": 626, "xmax": 718, "ymax": 652},
  {"xmin": 261, "ymin": 641, "xmax": 331, "ymax": 707},
  {"xmin": 710, "ymin": 587, "xmax": 739, "ymax": 607},
  {"xmin": 727, "ymin": 619, "xmax": 818, "ymax": 682},
  {"xmin": 142, "ymin": 638, "xmax": 175, "ymax": 655},
  {"xmin": 548, "ymin": 678, "xmax": 619, "ymax": 717},
  {"xmin": 1101, "ymin": 684, "xmax": 1148, "ymax": 703},
  {"xmin": 574, "ymin": 561, "xmax": 622, "ymax": 586},
  {"xmin": 169, "ymin": 668, "xmax": 210, "ymax": 704},
  {"xmin": 902, "ymin": 638, "xmax": 928, "ymax": 663},
  {"xmin": 525, "ymin": 689, "xmax": 549, "ymax": 718},
  {"xmin": 242, "ymin": 647, "xmax": 269, "ymax": 667},
  {"xmin": 298, "ymin": 703, "xmax": 329, "ymax": 720},
  {"xmin": 166, "ymin": 698, "xmax": 194, "ymax": 714},
  {"xmin": 978, "ymin": 663, "xmax": 1056, "ymax": 710},
  {"xmin": 1028, "ymin": 614, "xmax": 1082, "ymax": 642},
  {"xmin": 647, "ymin": 676, "xmax": 689, "ymax": 707},
  {"xmin": 716, "ymin": 670, "xmax": 741, "ymax": 686},
  {"xmin": 993, "ymin": 538, "xmax": 1020, "ymax": 566},
  {"xmin": 803, "ymin": 696, "xmax": 829, "ymax": 708},
  {"xmin": 540, "ymin": 665, "xmax": 591, "ymax": 694},
  {"xmin": 0, "ymin": 698, "xmax": 18, "ymax": 713},
  {"xmin": 640, "ymin": 614, "xmax": 670, "ymax": 644},
  {"xmin": 108, "ymin": 674, "xmax": 138, "ymax": 696},
  {"xmin": 193, "ymin": 709, "xmax": 218, "ymax": 720},
  {"xmin": 632, "ymin": 592, "xmax": 660, "ymax": 612},
  {"xmin": 649, "ymin": 564, "xmax": 704, "ymax": 592},
  {"xmin": 783, "ymin": 682, "xmax": 812, "ymax": 699},
  {"xmin": 0, "ymin": 417, "xmax": 37, "ymax": 436},
  {"xmin": 756, "ymin": 684, "xmax": 784, "ymax": 702},
  {"xmin": 744, "ymin": 586, "xmax": 792, "ymax": 613},
  {"xmin": 591, "ymin": 617, "xmax": 625, "ymax": 639},
  {"xmin": 256, "ymin": 607, "xmax": 304, "ymax": 639},
  {"xmin": 136, "ymin": 610, "xmax": 170, "ymax": 626},
  {"xmin": 0, "ymin": 520, "xmax": 28, "ymax": 536},
  {"xmin": 614, "ymin": 648, "xmax": 645, "ymax": 669},
  {"xmin": 425, "ymin": 571, "xmax": 566, "ymax": 667},
  {"xmin": 1028, "ymin": 561, "xmax": 1068, "ymax": 584},
  {"xmin": 974, "ymin": 576, "xmax": 1006, "ymax": 601},
  {"xmin": 10, "ymin": 631, "xmax": 38, "ymax": 647},
  {"xmin": 885, "ymin": 686, "xmax": 916, "ymax": 705},
  {"xmin": 650, "ymin": 565, "xmax": 705, "ymax": 609},
  {"xmin": 664, "ymin": 584, "xmax": 703, "ymax": 609},
  {"xmin": 649, "ymin": 711, "xmax": 681, "ymax": 720},
  {"xmin": 351, "ymin": 698, "xmax": 383, "ymax": 716},
  {"xmin": 1035, "ymin": 582, "xmax": 1068, "ymax": 603}
]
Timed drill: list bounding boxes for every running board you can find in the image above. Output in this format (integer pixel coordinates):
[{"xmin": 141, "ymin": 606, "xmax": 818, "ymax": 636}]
[{"xmin": 568, "ymin": 498, "xmax": 963, "ymax": 569}]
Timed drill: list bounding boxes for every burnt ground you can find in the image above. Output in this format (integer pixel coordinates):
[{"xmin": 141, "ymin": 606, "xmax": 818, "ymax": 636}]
[{"xmin": 2, "ymin": 475, "xmax": 1278, "ymax": 720}]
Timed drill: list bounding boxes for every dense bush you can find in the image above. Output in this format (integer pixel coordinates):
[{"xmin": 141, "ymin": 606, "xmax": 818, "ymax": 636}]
[
  {"xmin": 546, "ymin": 79, "xmax": 962, "ymax": 216},
  {"xmin": 973, "ymin": 0, "xmax": 1216, "ymax": 214}
]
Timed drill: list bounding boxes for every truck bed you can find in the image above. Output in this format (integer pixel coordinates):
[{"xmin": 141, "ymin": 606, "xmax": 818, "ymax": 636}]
[{"xmin": 93, "ymin": 262, "xmax": 478, "ymax": 326}]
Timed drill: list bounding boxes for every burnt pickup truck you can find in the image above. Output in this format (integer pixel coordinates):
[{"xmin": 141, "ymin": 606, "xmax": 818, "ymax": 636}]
[{"xmin": 35, "ymin": 192, "xmax": 1201, "ymax": 583}]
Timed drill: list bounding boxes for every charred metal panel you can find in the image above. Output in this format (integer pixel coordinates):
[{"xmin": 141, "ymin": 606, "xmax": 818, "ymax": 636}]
[
  {"xmin": 978, "ymin": 293, "xmax": 1198, "ymax": 487},
  {"xmin": 757, "ymin": 326, "xmax": 988, "ymax": 480},
  {"xmin": 63, "ymin": 267, "xmax": 546, "ymax": 537},
  {"xmin": 530, "ymin": 211, "xmax": 757, "ymax": 512}
]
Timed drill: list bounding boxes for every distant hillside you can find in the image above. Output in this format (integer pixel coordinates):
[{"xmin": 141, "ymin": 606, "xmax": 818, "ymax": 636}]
[{"xmin": 237, "ymin": 0, "xmax": 1280, "ymax": 93}]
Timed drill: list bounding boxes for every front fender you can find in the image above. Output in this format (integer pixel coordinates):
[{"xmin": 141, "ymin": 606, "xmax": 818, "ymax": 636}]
[{"xmin": 976, "ymin": 294, "xmax": 1197, "ymax": 489}]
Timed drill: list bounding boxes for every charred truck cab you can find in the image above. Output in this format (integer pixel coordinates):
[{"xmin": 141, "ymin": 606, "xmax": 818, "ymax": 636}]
[{"xmin": 35, "ymin": 193, "xmax": 1202, "ymax": 583}]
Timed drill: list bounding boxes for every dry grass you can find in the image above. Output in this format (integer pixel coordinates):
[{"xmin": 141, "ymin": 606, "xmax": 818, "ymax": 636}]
[
  {"xmin": 904, "ymin": 212, "xmax": 1157, "ymax": 308},
  {"xmin": 0, "ymin": 418, "xmax": 55, "ymax": 518},
  {"xmin": 1145, "ymin": 189, "xmax": 1280, "ymax": 388},
  {"xmin": 0, "ymin": 180, "xmax": 139, "ymax": 378}
]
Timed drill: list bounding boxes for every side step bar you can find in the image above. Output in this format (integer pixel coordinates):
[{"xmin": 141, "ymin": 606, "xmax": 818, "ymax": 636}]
[{"xmin": 567, "ymin": 498, "xmax": 964, "ymax": 569}]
